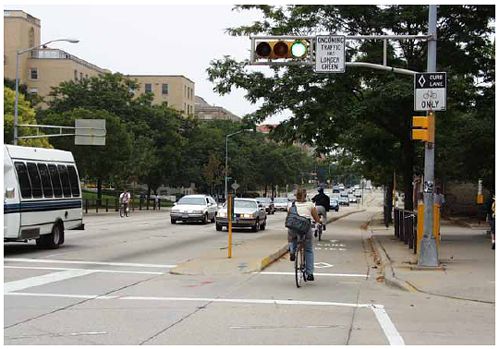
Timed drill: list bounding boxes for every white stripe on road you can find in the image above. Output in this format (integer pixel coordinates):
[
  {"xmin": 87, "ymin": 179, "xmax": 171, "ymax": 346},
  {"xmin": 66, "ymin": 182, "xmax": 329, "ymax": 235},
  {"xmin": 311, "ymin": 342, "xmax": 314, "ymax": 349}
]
[
  {"xmin": 5, "ymin": 291, "xmax": 370, "ymax": 308},
  {"xmin": 257, "ymin": 271, "xmax": 369, "ymax": 278},
  {"xmin": 370, "ymin": 304, "xmax": 406, "ymax": 345},
  {"xmin": 5, "ymin": 292, "xmax": 404, "ymax": 345},
  {"xmin": 5, "ymin": 266, "xmax": 164, "ymax": 275},
  {"xmin": 4, "ymin": 270, "xmax": 96, "ymax": 293},
  {"xmin": 4, "ymin": 258, "xmax": 176, "ymax": 269}
]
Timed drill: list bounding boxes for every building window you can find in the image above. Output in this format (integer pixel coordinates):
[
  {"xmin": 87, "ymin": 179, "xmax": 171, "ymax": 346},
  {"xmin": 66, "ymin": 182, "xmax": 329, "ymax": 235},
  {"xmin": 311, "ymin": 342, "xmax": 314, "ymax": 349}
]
[
  {"xmin": 74, "ymin": 70, "xmax": 78, "ymax": 81},
  {"xmin": 145, "ymin": 83, "xmax": 152, "ymax": 93},
  {"xmin": 80, "ymin": 72, "xmax": 83, "ymax": 80},
  {"xmin": 30, "ymin": 68, "xmax": 38, "ymax": 80},
  {"xmin": 162, "ymin": 83, "xmax": 168, "ymax": 95}
]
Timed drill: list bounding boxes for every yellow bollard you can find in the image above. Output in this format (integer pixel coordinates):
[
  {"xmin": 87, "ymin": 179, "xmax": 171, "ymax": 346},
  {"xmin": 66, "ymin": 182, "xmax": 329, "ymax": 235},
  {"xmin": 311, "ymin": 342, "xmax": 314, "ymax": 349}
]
[{"xmin": 228, "ymin": 193, "xmax": 232, "ymax": 259}]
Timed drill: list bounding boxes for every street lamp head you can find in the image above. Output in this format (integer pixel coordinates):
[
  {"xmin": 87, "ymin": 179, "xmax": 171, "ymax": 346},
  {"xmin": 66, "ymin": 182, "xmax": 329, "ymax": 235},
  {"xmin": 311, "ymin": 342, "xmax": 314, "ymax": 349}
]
[{"xmin": 67, "ymin": 39, "xmax": 80, "ymax": 43}]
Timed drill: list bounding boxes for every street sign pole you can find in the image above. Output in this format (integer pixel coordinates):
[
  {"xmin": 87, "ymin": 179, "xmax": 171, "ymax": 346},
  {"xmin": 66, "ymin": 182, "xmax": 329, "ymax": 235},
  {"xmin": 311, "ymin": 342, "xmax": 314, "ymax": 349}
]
[{"xmin": 418, "ymin": 4, "xmax": 439, "ymax": 267}]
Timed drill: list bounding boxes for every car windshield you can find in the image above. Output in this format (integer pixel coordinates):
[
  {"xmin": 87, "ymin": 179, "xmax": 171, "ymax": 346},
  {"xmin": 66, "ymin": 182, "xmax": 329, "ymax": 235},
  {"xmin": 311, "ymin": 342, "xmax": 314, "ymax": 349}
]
[
  {"xmin": 256, "ymin": 197, "xmax": 270, "ymax": 203},
  {"xmin": 235, "ymin": 200, "xmax": 257, "ymax": 209},
  {"xmin": 274, "ymin": 198, "xmax": 287, "ymax": 203},
  {"xmin": 177, "ymin": 197, "xmax": 205, "ymax": 205}
]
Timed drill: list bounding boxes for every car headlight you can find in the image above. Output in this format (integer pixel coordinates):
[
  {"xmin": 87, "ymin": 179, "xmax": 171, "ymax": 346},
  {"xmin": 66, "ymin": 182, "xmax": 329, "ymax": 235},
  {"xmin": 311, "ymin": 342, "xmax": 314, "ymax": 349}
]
[
  {"xmin": 218, "ymin": 211, "xmax": 227, "ymax": 218},
  {"xmin": 192, "ymin": 210, "xmax": 204, "ymax": 214},
  {"xmin": 241, "ymin": 213, "xmax": 255, "ymax": 219}
]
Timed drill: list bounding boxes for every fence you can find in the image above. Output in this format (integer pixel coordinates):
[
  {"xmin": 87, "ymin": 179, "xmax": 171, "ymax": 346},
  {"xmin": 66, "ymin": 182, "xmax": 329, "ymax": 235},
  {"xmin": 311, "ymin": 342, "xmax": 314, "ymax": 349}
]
[
  {"xmin": 83, "ymin": 198, "xmax": 166, "ymax": 214},
  {"xmin": 393, "ymin": 207, "xmax": 418, "ymax": 254}
]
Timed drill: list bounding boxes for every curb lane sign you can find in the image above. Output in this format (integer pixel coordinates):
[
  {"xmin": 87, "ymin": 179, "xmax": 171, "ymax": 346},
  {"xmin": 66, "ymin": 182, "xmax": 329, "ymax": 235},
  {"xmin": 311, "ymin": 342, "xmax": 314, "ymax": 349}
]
[
  {"xmin": 414, "ymin": 72, "xmax": 447, "ymax": 111},
  {"xmin": 315, "ymin": 35, "xmax": 345, "ymax": 73}
]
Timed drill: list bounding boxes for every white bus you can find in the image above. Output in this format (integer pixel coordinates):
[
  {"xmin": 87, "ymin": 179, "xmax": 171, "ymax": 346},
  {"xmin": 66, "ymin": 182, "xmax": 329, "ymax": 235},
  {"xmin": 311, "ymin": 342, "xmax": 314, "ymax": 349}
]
[{"xmin": 4, "ymin": 144, "xmax": 84, "ymax": 249}]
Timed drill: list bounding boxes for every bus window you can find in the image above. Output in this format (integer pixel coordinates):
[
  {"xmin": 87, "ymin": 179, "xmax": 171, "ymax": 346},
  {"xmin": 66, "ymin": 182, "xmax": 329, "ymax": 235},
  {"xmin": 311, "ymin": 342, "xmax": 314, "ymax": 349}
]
[
  {"xmin": 37, "ymin": 163, "xmax": 54, "ymax": 198},
  {"xmin": 48, "ymin": 164, "xmax": 63, "ymax": 197},
  {"xmin": 67, "ymin": 165, "xmax": 80, "ymax": 197},
  {"xmin": 14, "ymin": 162, "xmax": 32, "ymax": 198},
  {"xmin": 26, "ymin": 162, "xmax": 43, "ymax": 198},
  {"xmin": 57, "ymin": 165, "xmax": 72, "ymax": 197}
]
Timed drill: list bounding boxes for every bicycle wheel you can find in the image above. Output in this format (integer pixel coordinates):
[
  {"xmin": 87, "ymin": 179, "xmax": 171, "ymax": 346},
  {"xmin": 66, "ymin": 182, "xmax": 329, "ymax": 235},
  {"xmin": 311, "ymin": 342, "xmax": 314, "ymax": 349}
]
[
  {"xmin": 318, "ymin": 225, "xmax": 322, "ymax": 241},
  {"xmin": 295, "ymin": 243, "xmax": 304, "ymax": 288}
]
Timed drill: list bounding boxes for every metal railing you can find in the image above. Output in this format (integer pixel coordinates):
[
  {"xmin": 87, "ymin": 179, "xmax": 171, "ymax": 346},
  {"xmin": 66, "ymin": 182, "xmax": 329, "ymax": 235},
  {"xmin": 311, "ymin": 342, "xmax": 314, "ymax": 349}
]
[
  {"xmin": 394, "ymin": 208, "xmax": 418, "ymax": 254},
  {"xmin": 83, "ymin": 198, "xmax": 165, "ymax": 214}
]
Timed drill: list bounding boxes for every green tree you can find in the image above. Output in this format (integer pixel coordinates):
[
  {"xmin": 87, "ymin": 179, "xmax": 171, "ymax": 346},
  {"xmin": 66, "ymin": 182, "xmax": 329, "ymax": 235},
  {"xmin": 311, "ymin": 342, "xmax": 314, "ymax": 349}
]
[
  {"xmin": 207, "ymin": 5, "xmax": 495, "ymax": 209},
  {"xmin": 4, "ymin": 87, "xmax": 50, "ymax": 148}
]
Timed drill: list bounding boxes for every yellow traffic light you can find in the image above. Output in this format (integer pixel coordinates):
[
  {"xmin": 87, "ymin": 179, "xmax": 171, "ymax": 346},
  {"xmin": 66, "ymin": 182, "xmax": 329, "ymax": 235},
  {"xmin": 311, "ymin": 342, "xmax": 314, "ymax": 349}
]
[
  {"xmin": 255, "ymin": 40, "xmax": 309, "ymax": 60},
  {"xmin": 412, "ymin": 113, "xmax": 435, "ymax": 142}
]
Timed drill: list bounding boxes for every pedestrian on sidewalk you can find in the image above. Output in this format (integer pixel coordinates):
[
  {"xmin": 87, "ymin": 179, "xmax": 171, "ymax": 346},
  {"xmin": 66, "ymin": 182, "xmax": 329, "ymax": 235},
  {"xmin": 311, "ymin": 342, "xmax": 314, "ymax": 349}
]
[
  {"xmin": 486, "ymin": 193, "xmax": 495, "ymax": 250},
  {"xmin": 287, "ymin": 187, "xmax": 321, "ymax": 281}
]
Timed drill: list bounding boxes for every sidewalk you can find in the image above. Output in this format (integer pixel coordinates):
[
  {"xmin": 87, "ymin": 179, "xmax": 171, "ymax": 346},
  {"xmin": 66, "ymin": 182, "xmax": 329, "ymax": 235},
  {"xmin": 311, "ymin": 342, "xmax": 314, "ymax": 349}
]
[
  {"xmin": 170, "ymin": 209, "xmax": 365, "ymax": 276},
  {"xmin": 84, "ymin": 207, "xmax": 171, "ymax": 217},
  {"xmin": 369, "ymin": 214, "xmax": 495, "ymax": 304}
]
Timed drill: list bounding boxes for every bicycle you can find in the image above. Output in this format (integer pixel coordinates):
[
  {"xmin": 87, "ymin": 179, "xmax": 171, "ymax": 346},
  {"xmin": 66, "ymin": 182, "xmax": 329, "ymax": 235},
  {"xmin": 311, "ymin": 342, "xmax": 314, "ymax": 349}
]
[
  {"xmin": 294, "ymin": 232, "xmax": 308, "ymax": 288},
  {"xmin": 119, "ymin": 202, "xmax": 129, "ymax": 217},
  {"xmin": 313, "ymin": 221, "xmax": 324, "ymax": 241}
]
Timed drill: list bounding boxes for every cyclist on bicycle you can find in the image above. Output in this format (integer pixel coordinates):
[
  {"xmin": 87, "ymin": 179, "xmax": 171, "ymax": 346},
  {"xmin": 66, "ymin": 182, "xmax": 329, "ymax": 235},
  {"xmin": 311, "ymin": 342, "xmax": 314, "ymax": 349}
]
[
  {"xmin": 312, "ymin": 187, "xmax": 330, "ymax": 232},
  {"xmin": 288, "ymin": 188, "xmax": 321, "ymax": 281},
  {"xmin": 119, "ymin": 188, "xmax": 131, "ymax": 217}
]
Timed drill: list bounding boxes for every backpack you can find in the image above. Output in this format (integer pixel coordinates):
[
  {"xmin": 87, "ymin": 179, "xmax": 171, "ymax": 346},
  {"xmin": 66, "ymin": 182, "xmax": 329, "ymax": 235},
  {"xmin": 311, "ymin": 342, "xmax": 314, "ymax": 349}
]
[{"xmin": 285, "ymin": 202, "xmax": 311, "ymax": 235}]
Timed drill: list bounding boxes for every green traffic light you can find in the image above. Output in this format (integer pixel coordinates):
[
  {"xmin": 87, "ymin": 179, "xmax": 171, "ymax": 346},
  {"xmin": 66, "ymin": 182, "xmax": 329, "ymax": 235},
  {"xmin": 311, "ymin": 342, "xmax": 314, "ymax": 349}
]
[{"xmin": 291, "ymin": 40, "xmax": 307, "ymax": 58}]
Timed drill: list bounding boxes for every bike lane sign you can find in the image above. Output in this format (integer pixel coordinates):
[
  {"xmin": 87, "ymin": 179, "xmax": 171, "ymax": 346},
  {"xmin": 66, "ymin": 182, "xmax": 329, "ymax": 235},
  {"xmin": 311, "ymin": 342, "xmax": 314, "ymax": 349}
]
[{"xmin": 414, "ymin": 72, "xmax": 447, "ymax": 111}]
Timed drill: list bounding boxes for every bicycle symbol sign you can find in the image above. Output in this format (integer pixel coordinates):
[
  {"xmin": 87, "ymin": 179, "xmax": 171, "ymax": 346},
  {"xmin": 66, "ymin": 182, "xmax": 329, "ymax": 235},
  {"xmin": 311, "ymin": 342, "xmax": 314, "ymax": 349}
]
[{"xmin": 414, "ymin": 72, "xmax": 447, "ymax": 111}]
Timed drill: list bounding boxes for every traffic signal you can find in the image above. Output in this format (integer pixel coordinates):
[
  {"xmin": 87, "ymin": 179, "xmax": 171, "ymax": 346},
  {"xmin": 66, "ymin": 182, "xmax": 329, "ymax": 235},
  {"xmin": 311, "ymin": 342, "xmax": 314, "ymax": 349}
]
[
  {"xmin": 254, "ymin": 40, "xmax": 310, "ymax": 60},
  {"xmin": 412, "ymin": 113, "xmax": 435, "ymax": 142}
]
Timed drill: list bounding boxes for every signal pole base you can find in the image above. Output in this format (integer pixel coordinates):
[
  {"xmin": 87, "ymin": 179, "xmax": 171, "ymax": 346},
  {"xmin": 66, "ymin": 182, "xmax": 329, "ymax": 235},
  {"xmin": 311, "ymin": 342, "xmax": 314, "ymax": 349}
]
[{"xmin": 418, "ymin": 238, "xmax": 439, "ymax": 267}]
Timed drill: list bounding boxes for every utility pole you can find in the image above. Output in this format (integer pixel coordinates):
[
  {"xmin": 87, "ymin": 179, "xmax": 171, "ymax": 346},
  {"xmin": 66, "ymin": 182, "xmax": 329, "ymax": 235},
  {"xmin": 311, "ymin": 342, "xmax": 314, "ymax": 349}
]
[{"xmin": 418, "ymin": 5, "xmax": 439, "ymax": 267}]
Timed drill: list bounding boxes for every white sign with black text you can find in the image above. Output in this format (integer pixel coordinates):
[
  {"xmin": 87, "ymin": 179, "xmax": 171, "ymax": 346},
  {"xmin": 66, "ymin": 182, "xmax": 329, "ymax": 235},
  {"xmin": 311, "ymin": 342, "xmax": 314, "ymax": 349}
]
[
  {"xmin": 314, "ymin": 35, "xmax": 346, "ymax": 73},
  {"xmin": 414, "ymin": 72, "xmax": 447, "ymax": 111}
]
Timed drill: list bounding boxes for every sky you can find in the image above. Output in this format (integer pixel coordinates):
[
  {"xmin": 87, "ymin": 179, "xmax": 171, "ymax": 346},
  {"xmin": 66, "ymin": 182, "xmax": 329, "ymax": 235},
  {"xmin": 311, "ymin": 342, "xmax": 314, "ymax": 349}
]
[{"xmin": 4, "ymin": 3, "xmax": 288, "ymax": 123}]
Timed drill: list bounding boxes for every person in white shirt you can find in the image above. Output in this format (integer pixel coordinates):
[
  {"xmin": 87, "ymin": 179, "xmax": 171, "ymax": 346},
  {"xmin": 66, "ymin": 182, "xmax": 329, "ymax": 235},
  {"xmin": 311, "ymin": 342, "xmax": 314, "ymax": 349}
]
[
  {"xmin": 287, "ymin": 187, "xmax": 321, "ymax": 281},
  {"xmin": 119, "ymin": 188, "xmax": 131, "ymax": 216}
]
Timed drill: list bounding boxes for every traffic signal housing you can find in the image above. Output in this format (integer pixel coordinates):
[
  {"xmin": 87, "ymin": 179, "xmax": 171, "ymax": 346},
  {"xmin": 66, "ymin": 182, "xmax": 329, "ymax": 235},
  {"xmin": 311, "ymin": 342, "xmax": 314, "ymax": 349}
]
[
  {"xmin": 254, "ymin": 39, "xmax": 310, "ymax": 60},
  {"xmin": 412, "ymin": 113, "xmax": 435, "ymax": 142}
]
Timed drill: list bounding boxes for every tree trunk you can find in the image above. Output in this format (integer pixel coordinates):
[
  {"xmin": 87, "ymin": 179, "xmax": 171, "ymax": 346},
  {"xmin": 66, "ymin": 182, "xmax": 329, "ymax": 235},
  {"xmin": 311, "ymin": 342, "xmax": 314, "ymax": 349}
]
[
  {"xmin": 264, "ymin": 184, "xmax": 268, "ymax": 197},
  {"xmin": 384, "ymin": 179, "xmax": 394, "ymax": 226},
  {"xmin": 402, "ymin": 140, "xmax": 415, "ymax": 211}
]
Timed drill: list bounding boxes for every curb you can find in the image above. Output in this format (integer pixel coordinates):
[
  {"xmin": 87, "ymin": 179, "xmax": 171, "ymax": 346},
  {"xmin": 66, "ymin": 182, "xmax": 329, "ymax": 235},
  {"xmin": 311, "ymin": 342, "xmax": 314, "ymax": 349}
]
[{"xmin": 370, "ymin": 236, "xmax": 415, "ymax": 292}]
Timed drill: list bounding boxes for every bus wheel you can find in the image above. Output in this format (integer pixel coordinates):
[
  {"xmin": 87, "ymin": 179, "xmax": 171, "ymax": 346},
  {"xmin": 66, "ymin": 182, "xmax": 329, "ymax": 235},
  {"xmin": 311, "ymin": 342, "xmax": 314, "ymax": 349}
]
[{"xmin": 37, "ymin": 223, "xmax": 64, "ymax": 249}]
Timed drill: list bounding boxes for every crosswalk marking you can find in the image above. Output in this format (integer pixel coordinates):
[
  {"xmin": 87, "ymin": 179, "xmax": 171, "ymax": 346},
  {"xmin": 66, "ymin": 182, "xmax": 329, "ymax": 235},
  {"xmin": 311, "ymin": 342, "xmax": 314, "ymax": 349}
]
[
  {"xmin": 5, "ymin": 266, "xmax": 164, "ymax": 275},
  {"xmin": 4, "ymin": 258, "xmax": 176, "ymax": 269},
  {"xmin": 4, "ymin": 270, "xmax": 96, "ymax": 293}
]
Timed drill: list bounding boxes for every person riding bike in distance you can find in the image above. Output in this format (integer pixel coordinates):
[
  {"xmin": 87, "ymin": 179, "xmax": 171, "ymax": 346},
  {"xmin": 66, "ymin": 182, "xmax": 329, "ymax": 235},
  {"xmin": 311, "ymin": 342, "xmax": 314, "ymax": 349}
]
[
  {"xmin": 288, "ymin": 188, "xmax": 321, "ymax": 281},
  {"xmin": 119, "ymin": 188, "xmax": 131, "ymax": 217},
  {"xmin": 312, "ymin": 187, "xmax": 330, "ymax": 232}
]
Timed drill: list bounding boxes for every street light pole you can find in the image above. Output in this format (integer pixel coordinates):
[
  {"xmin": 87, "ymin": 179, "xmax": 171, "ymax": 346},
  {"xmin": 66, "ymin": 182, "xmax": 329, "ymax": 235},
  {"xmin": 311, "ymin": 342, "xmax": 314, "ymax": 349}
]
[
  {"xmin": 224, "ymin": 128, "xmax": 253, "ymax": 201},
  {"xmin": 13, "ymin": 38, "xmax": 79, "ymax": 145}
]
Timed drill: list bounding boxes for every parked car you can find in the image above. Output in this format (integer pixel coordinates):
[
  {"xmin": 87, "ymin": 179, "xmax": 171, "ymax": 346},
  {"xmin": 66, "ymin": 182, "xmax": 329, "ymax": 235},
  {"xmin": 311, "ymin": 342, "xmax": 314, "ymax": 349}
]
[
  {"xmin": 330, "ymin": 198, "xmax": 339, "ymax": 212},
  {"xmin": 216, "ymin": 198, "xmax": 267, "ymax": 232},
  {"xmin": 170, "ymin": 194, "xmax": 218, "ymax": 224},
  {"xmin": 273, "ymin": 197, "xmax": 289, "ymax": 211},
  {"xmin": 256, "ymin": 197, "xmax": 276, "ymax": 215},
  {"xmin": 338, "ymin": 196, "xmax": 350, "ymax": 206}
]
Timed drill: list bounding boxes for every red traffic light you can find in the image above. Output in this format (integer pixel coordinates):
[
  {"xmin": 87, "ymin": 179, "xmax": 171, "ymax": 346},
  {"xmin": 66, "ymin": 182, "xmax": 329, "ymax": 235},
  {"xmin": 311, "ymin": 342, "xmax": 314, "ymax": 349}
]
[{"xmin": 273, "ymin": 41, "xmax": 289, "ymax": 58}]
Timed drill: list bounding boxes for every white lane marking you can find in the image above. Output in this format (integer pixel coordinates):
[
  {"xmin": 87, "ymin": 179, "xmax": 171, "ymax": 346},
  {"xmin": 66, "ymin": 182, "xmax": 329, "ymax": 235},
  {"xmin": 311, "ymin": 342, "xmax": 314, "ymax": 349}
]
[
  {"xmin": 4, "ymin": 292, "xmax": 117, "ymax": 300},
  {"xmin": 5, "ymin": 292, "xmax": 403, "ymax": 345},
  {"xmin": 314, "ymin": 262, "xmax": 334, "ymax": 269},
  {"xmin": 5, "ymin": 266, "xmax": 164, "ymax": 275},
  {"xmin": 370, "ymin": 304, "xmax": 405, "ymax": 345},
  {"xmin": 4, "ymin": 258, "xmax": 176, "ymax": 269},
  {"xmin": 4, "ymin": 270, "xmax": 96, "ymax": 293},
  {"xmin": 257, "ymin": 271, "xmax": 369, "ymax": 278},
  {"xmin": 5, "ymin": 292, "xmax": 370, "ymax": 308}
]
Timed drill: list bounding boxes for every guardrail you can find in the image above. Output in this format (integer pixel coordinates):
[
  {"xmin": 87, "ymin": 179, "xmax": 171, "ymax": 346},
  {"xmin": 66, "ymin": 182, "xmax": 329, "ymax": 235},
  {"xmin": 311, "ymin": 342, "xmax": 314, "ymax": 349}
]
[{"xmin": 393, "ymin": 207, "xmax": 418, "ymax": 254}]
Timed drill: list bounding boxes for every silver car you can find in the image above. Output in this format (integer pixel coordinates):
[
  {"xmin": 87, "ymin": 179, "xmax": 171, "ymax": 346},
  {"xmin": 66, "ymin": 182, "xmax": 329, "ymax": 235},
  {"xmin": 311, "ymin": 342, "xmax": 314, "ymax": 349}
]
[
  {"xmin": 215, "ymin": 198, "xmax": 267, "ymax": 232},
  {"xmin": 170, "ymin": 194, "xmax": 218, "ymax": 224},
  {"xmin": 273, "ymin": 197, "xmax": 289, "ymax": 211}
]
